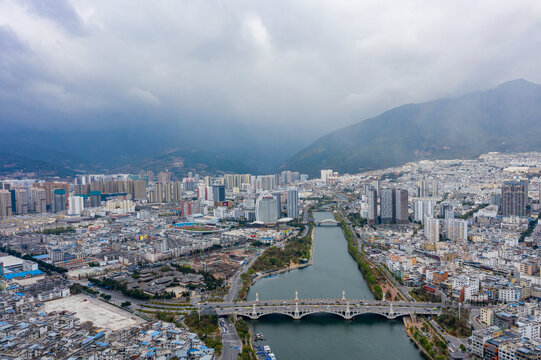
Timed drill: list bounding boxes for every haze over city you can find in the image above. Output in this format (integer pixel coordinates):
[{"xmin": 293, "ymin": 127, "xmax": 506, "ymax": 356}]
[{"xmin": 1, "ymin": 1, "xmax": 541, "ymax": 360}]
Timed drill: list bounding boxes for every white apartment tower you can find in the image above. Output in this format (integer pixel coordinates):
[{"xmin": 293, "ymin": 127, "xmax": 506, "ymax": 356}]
[{"xmin": 425, "ymin": 217, "xmax": 440, "ymax": 242}]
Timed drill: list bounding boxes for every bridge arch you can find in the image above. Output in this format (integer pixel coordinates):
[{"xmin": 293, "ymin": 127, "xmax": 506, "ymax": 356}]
[{"xmin": 238, "ymin": 311, "xmax": 354, "ymax": 320}]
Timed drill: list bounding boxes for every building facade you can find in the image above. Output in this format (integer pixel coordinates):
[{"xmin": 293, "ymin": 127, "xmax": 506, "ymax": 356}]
[
  {"xmin": 501, "ymin": 180, "xmax": 528, "ymax": 217},
  {"xmin": 256, "ymin": 192, "xmax": 279, "ymax": 223},
  {"xmin": 286, "ymin": 188, "xmax": 299, "ymax": 219}
]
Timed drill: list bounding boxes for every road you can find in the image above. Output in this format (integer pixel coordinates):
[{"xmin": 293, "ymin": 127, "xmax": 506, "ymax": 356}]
[
  {"xmin": 205, "ymin": 299, "xmax": 443, "ymax": 320},
  {"xmin": 469, "ymin": 307, "xmax": 485, "ymax": 330},
  {"xmin": 428, "ymin": 318, "xmax": 467, "ymax": 355},
  {"xmin": 219, "ymin": 255, "xmax": 258, "ymax": 359},
  {"xmin": 225, "ymin": 255, "xmax": 258, "ymax": 303},
  {"xmin": 334, "ymin": 204, "xmax": 470, "ymax": 357},
  {"xmin": 219, "ymin": 317, "xmax": 242, "ymax": 360},
  {"xmin": 377, "ymin": 261, "xmax": 415, "ymax": 301},
  {"xmin": 210, "ymin": 299, "xmax": 444, "ymax": 308},
  {"xmin": 221, "ymin": 208, "xmax": 312, "ymax": 359},
  {"xmin": 72, "ymin": 279, "xmax": 146, "ymax": 308}
]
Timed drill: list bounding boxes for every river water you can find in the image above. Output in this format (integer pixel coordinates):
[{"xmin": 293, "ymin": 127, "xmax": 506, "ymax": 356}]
[{"xmin": 247, "ymin": 211, "xmax": 423, "ymax": 360}]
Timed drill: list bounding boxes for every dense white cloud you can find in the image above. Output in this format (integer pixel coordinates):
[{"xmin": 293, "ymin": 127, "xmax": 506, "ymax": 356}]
[{"xmin": 1, "ymin": 0, "xmax": 541, "ymax": 132}]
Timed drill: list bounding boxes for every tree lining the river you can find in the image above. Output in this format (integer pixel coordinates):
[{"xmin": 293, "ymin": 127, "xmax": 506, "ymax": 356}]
[
  {"xmin": 237, "ymin": 223, "xmax": 314, "ymax": 300},
  {"xmin": 335, "ymin": 211, "xmax": 391, "ymax": 300}
]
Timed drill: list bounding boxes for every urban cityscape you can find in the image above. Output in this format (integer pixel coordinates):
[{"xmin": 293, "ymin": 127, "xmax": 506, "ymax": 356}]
[
  {"xmin": 2, "ymin": 1, "xmax": 541, "ymax": 360},
  {"xmin": 0, "ymin": 151, "xmax": 540, "ymax": 359}
]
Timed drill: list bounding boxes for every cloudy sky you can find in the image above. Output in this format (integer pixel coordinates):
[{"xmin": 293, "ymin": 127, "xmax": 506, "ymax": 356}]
[{"xmin": 1, "ymin": 0, "xmax": 541, "ymax": 134}]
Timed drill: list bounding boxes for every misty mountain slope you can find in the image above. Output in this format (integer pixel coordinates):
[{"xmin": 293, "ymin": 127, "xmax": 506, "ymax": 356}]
[
  {"xmin": 281, "ymin": 79, "xmax": 541, "ymax": 176},
  {"xmin": 0, "ymin": 119, "xmax": 313, "ymax": 176},
  {"xmin": 117, "ymin": 148, "xmax": 255, "ymax": 177},
  {"xmin": 0, "ymin": 152, "xmax": 76, "ymax": 177}
]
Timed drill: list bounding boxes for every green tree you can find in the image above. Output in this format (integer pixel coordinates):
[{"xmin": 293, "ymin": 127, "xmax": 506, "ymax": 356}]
[{"xmin": 373, "ymin": 285, "xmax": 383, "ymax": 299}]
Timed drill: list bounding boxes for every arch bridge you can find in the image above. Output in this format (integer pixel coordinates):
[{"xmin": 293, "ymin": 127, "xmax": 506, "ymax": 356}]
[
  {"xmin": 315, "ymin": 219, "xmax": 339, "ymax": 226},
  {"xmin": 202, "ymin": 291, "xmax": 442, "ymax": 321}
]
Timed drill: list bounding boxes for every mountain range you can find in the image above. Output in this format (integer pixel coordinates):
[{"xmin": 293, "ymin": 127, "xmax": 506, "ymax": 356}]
[
  {"xmin": 0, "ymin": 121, "xmax": 311, "ymax": 178},
  {"xmin": 281, "ymin": 79, "xmax": 541, "ymax": 176},
  {"xmin": 2, "ymin": 79, "xmax": 541, "ymax": 178}
]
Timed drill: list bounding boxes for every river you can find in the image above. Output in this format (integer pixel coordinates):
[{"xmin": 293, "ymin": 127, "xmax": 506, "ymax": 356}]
[{"xmin": 246, "ymin": 211, "xmax": 423, "ymax": 360}]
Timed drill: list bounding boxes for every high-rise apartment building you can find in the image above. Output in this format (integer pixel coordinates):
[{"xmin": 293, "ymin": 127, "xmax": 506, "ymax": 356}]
[
  {"xmin": 447, "ymin": 218, "xmax": 468, "ymax": 242},
  {"xmin": 414, "ymin": 200, "xmax": 435, "ymax": 223},
  {"xmin": 274, "ymin": 192, "xmax": 282, "ymax": 218},
  {"xmin": 182, "ymin": 178, "xmax": 196, "ymax": 192},
  {"xmin": 172, "ymin": 182, "xmax": 182, "ymax": 202},
  {"xmin": 76, "ymin": 179, "xmax": 146, "ymax": 202},
  {"xmin": 39, "ymin": 182, "xmax": 69, "ymax": 210},
  {"xmin": 256, "ymin": 192, "xmax": 279, "ymax": 223},
  {"xmin": 10, "ymin": 189, "xmax": 28, "ymax": 215},
  {"xmin": 280, "ymin": 171, "xmax": 300, "ymax": 185},
  {"xmin": 68, "ymin": 196, "xmax": 85, "ymax": 215},
  {"xmin": 181, "ymin": 200, "xmax": 200, "ymax": 217},
  {"xmin": 52, "ymin": 189, "xmax": 66, "ymax": 213},
  {"xmin": 417, "ymin": 180, "xmax": 428, "ymax": 198},
  {"xmin": 197, "ymin": 185, "xmax": 208, "ymax": 201},
  {"xmin": 212, "ymin": 184, "xmax": 226, "ymax": 203},
  {"xmin": 255, "ymin": 175, "xmax": 276, "ymax": 191},
  {"xmin": 224, "ymin": 174, "xmax": 251, "ymax": 190},
  {"xmin": 139, "ymin": 170, "xmax": 155, "ymax": 183},
  {"xmin": 501, "ymin": 180, "xmax": 528, "ymax": 217},
  {"xmin": 29, "ymin": 188, "xmax": 47, "ymax": 213},
  {"xmin": 395, "ymin": 189, "xmax": 409, "ymax": 224},
  {"xmin": 320, "ymin": 169, "xmax": 333, "ymax": 183},
  {"xmin": 425, "ymin": 217, "xmax": 440, "ymax": 242},
  {"xmin": 158, "ymin": 171, "xmax": 172, "ymax": 183},
  {"xmin": 380, "ymin": 188, "xmax": 396, "ymax": 224},
  {"xmin": 0, "ymin": 190, "xmax": 12, "ymax": 218},
  {"xmin": 287, "ymin": 188, "xmax": 299, "ymax": 218},
  {"xmin": 164, "ymin": 183, "xmax": 174, "ymax": 203},
  {"xmin": 88, "ymin": 191, "xmax": 101, "ymax": 208},
  {"xmin": 150, "ymin": 182, "xmax": 182, "ymax": 203},
  {"xmin": 133, "ymin": 180, "xmax": 147, "ymax": 201},
  {"xmin": 367, "ymin": 189, "xmax": 378, "ymax": 225},
  {"xmin": 156, "ymin": 182, "xmax": 165, "ymax": 203},
  {"xmin": 432, "ymin": 181, "xmax": 439, "ymax": 198}
]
